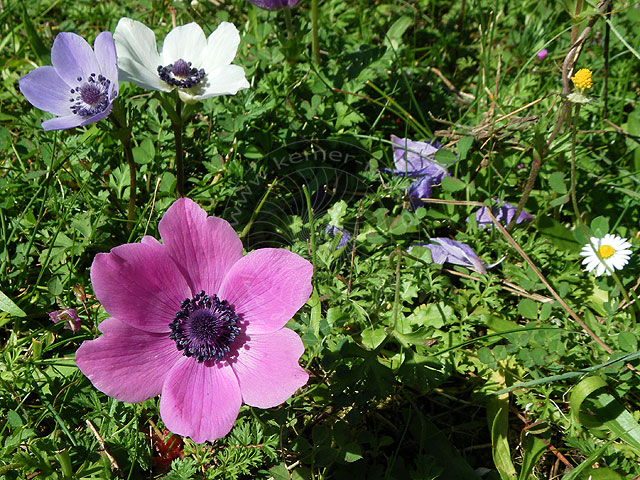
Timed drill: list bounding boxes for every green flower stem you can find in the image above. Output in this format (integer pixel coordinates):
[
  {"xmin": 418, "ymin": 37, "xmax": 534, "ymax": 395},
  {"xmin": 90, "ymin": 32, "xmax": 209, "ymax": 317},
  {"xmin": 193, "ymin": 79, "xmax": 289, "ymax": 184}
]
[
  {"xmin": 240, "ymin": 178, "xmax": 278, "ymax": 241},
  {"xmin": 283, "ymin": 6, "xmax": 294, "ymax": 40},
  {"xmin": 173, "ymin": 98, "xmax": 185, "ymax": 198},
  {"xmin": 392, "ymin": 246, "xmax": 402, "ymax": 333},
  {"xmin": 302, "ymin": 184, "xmax": 317, "ymax": 286},
  {"xmin": 311, "ymin": 0, "xmax": 320, "ymax": 64},
  {"xmin": 569, "ymin": 105, "xmax": 634, "ymax": 318},
  {"xmin": 569, "ymin": 105, "xmax": 583, "ymax": 230},
  {"xmin": 109, "ymin": 100, "xmax": 137, "ymax": 231}
]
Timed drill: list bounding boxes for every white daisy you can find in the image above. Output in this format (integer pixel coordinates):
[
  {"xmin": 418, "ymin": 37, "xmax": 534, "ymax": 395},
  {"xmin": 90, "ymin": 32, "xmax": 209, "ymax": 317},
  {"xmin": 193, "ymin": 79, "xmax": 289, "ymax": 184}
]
[
  {"xmin": 113, "ymin": 18, "xmax": 249, "ymax": 103},
  {"xmin": 580, "ymin": 234, "xmax": 632, "ymax": 277}
]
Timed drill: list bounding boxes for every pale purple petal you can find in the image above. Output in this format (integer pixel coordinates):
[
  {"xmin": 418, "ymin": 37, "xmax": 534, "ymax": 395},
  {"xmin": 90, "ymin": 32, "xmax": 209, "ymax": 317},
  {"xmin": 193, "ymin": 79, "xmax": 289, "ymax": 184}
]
[
  {"xmin": 474, "ymin": 201, "xmax": 534, "ymax": 229},
  {"xmin": 90, "ymin": 240, "xmax": 191, "ymax": 333},
  {"xmin": 407, "ymin": 175, "xmax": 434, "ymax": 208},
  {"xmin": 218, "ymin": 249, "xmax": 313, "ymax": 335},
  {"xmin": 391, "ymin": 135, "xmax": 444, "ymax": 176},
  {"xmin": 51, "ymin": 32, "xmax": 100, "ymax": 86},
  {"xmin": 49, "ymin": 308, "xmax": 81, "ymax": 332},
  {"xmin": 415, "ymin": 238, "xmax": 490, "ymax": 274},
  {"xmin": 93, "ymin": 31, "xmax": 118, "ymax": 91},
  {"xmin": 41, "ymin": 105, "xmax": 114, "ymax": 131},
  {"xmin": 41, "ymin": 114, "xmax": 86, "ymax": 131},
  {"xmin": 19, "ymin": 66, "xmax": 71, "ymax": 116},
  {"xmin": 231, "ymin": 328, "xmax": 308, "ymax": 408},
  {"xmin": 325, "ymin": 225, "xmax": 351, "ymax": 249},
  {"xmin": 76, "ymin": 317, "xmax": 182, "ymax": 403},
  {"xmin": 158, "ymin": 198, "xmax": 243, "ymax": 295},
  {"xmin": 247, "ymin": 0, "xmax": 301, "ymax": 10},
  {"xmin": 160, "ymin": 357, "xmax": 242, "ymax": 443}
]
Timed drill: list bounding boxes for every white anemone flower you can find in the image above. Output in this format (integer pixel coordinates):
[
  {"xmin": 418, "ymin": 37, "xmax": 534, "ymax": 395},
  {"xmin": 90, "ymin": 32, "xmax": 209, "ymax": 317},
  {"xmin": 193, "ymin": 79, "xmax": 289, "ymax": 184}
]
[
  {"xmin": 114, "ymin": 18, "xmax": 249, "ymax": 103},
  {"xmin": 580, "ymin": 234, "xmax": 632, "ymax": 277}
]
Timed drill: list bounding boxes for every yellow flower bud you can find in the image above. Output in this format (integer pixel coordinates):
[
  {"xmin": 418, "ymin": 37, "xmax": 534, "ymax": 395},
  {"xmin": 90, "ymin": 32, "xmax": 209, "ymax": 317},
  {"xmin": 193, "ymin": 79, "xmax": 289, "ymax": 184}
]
[{"xmin": 571, "ymin": 68, "xmax": 593, "ymax": 92}]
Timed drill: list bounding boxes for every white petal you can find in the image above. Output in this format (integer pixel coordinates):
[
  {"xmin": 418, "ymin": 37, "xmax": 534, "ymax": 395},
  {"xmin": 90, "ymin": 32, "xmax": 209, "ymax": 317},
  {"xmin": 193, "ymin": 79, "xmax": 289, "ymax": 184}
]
[
  {"xmin": 114, "ymin": 18, "xmax": 169, "ymax": 92},
  {"xmin": 584, "ymin": 259, "xmax": 600, "ymax": 272},
  {"xmin": 160, "ymin": 23, "xmax": 207, "ymax": 66},
  {"xmin": 200, "ymin": 22, "xmax": 241, "ymax": 72},
  {"xmin": 190, "ymin": 64, "xmax": 249, "ymax": 101}
]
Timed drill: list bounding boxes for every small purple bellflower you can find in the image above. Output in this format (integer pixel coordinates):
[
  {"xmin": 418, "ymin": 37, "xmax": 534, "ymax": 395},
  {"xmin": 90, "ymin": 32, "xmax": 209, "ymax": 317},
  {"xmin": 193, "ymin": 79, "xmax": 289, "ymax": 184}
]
[
  {"xmin": 410, "ymin": 238, "xmax": 503, "ymax": 274},
  {"xmin": 472, "ymin": 201, "xmax": 534, "ymax": 229},
  {"xmin": 389, "ymin": 135, "xmax": 449, "ymax": 208},
  {"xmin": 325, "ymin": 225, "xmax": 352, "ymax": 250},
  {"xmin": 49, "ymin": 308, "xmax": 82, "ymax": 332},
  {"xmin": 247, "ymin": 0, "xmax": 301, "ymax": 9}
]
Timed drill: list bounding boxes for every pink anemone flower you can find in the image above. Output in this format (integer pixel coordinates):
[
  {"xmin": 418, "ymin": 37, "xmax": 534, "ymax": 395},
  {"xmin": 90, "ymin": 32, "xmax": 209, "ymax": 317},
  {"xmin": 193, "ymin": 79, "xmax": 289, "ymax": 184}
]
[{"xmin": 76, "ymin": 198, "xmax": 312, "ymax": 443}]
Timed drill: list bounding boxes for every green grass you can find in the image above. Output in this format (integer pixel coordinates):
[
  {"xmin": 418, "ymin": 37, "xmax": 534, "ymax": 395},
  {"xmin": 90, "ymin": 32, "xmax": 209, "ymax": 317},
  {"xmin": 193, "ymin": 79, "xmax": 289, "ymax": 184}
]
[{"xmin": 2, "ymin": 0, "xmax": 640, "ymax": 478}]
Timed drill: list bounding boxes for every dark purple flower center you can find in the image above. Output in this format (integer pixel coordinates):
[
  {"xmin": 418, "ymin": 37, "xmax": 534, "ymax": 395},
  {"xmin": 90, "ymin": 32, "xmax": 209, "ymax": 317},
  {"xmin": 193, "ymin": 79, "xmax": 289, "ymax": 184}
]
[
  {"xmin": 157, "ymin": 58, "xmax": 205, "ymax": 88},
  {"xmin": 69, "ymin": 73, "xmax": 111, "ymax": 117},
  {"xmin": 169, "ymin": 291, "xmax": 240, "ymax": 363}
]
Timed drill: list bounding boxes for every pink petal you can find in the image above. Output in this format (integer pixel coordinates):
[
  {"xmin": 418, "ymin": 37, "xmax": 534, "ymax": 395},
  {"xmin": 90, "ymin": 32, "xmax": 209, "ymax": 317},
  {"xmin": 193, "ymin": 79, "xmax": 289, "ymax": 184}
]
[
  {"xmin": 231, "ymin": 328, "xmax": 308, "ymax": 408},
  {"xmin": 91, "ymin": 239, "xmax": 191, "ymax": 333},
  {"xmin": 75, "ymin": 317, "xmax": 182, "ymax": 403},
  {"xmin": 218, "ymin": 249, "xmax": 312, "ymax": 334},
  {"xmin": 160, "ymin": 357, "xmax": 242, "ymax": 443},
  {"xmin": 158, "ymin": 198, "xmax": 243, "ymax": 295}
]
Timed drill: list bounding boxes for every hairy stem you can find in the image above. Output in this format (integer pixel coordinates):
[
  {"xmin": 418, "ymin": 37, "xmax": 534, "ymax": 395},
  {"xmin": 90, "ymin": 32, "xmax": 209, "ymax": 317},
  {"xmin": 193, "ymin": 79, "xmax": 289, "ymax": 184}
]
[
  {"xmin": 173, "ymin": 98, "xmax": 184, "ymax": 198},
  {"xmin": 311, "ymin": 0, "xmax": 320, "ymax": 64}
]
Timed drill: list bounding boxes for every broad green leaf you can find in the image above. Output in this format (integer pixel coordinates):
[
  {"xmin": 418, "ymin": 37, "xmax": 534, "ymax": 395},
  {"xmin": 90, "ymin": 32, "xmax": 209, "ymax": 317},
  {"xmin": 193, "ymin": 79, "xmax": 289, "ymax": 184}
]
[
  {"xmin": 457, "ymin": 136, "xmax": 474, "ymax": 161},
  {"xmin": 518, "ymin": 299, "xmax": 538, "ymax": 320},
  {"xmin": 487, "ymin": 369, "xmax": 517, "ymax": 479},
  {"xmin": 591, "ymin": 216, "xmax": 610, "ymax": 238},
  {"xmin": 519, "ymin": 433, "xmax": 546, "ymax": 480},
  {"xmin": 571, "ymin": 376, "xmax": 640, "ymax": 453},
  {"xmin": 268, "ymin": 463, "xmax": 291, "ymax": 480},
  {"xmin": 548, "ymin": 172, "xmax": 567, "ymax": 194},
  {"xmin": 0, "ymin": 289, "xmax": 26, "ymax": 317},
  {"xmin": 561, "ymin": 440, "xmax": 615, "ymax": 480},
  {"xmin": 441, "ymin": 176, "xmax": 466, "ymax": 192},
  {"xmin": 536, "ymin": 215, "xmax": 581, "ymax": 253},
  {"xmin": 384, "ymin": 16, "xmax": 413, "ymax": 50}
]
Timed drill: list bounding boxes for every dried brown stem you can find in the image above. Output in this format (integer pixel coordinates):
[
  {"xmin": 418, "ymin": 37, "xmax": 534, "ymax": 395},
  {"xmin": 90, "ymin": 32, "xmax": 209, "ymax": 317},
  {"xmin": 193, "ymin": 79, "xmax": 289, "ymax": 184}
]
[{"xmin": 506, "ymin": 0, "xmax": 612, "ymax": 231}]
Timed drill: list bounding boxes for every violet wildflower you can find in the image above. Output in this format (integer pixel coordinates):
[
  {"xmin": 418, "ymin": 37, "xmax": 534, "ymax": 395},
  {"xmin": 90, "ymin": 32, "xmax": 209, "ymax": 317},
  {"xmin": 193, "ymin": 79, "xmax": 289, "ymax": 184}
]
[
  {"xmin": 19, "ymin": 32, "xmax": 118, "ymax": 131},
  {"xmin": 537, "ymin": 49, "xmax": 548, "ymax": 60},
  {"xmin": 325, "ymin": 225, "xmax": 351, "ymax": 250},
  {"xmin": 114, "ymin": 19, "xmax": 249, "ymax": 103},
  {"xmin": 410, "ymin": 238, "xmax": 503, "ymax": 274},
  {"xmin": 76, "ymin": 198, "xmax": 312, "ymax": 443},
  {"xmin": 389, "ymin": 135, "xmax": 448, "ymax": 207},
  {"xmin": 50, "ymin": 308, "xmax": 82, "ymax": 332},
  {"xmin": 247, "ymin": 0, "xmax": 301, "ymax": 9},
  {"xmin": 472, "ymin": 201, "xmax": 534, "ymax": 229}
]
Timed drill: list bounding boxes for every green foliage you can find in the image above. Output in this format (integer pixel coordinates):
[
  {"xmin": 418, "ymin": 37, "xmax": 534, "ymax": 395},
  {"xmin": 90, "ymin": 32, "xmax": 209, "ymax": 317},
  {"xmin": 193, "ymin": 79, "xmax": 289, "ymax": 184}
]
[{"xmin": 2, "ymin": 0, "xmax": 640, "ymax": 478}]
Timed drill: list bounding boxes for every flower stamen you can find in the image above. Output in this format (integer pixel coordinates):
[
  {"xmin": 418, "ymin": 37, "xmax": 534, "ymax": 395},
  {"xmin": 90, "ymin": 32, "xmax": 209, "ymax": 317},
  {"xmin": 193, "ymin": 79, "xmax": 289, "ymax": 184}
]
[
  {"xmin": 571, "ymin": 68, "xmax": 593, "ymax": 93},
  {"xmin": 157, "ymin": 59, "xmax": 205, "ymax": 88},
  {"xmin": 69, "ymin": 72, "xmax": 111, "ymax": 117},
  {"xmin": 597, "ymin": 244, "xmax": 615, "ymax": 259},
  {"xmin": 169, "ymin": 291, "xmax": 240, "ymax": 363}
]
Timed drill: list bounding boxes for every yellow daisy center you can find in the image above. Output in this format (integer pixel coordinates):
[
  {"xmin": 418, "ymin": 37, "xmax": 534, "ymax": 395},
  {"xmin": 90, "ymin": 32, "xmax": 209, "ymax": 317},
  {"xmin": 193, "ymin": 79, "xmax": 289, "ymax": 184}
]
[
  {"xmin": 571, "ymin": 68, "xmax": 593, "ymax": 91},
  {"xmin": 597, "ymin": 244, "xmax": 615, "ymax": 259}
]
